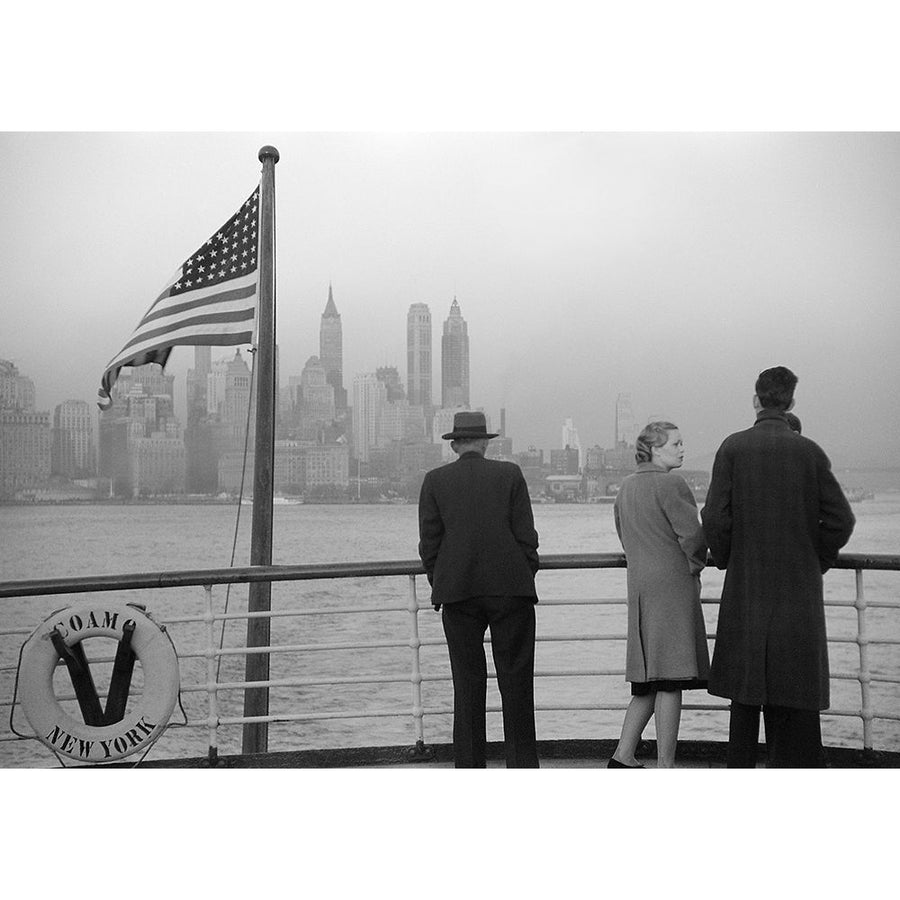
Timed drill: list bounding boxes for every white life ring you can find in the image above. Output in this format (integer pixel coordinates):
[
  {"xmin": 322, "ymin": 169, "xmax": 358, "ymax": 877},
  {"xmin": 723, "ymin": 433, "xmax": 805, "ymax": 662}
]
[{"xmin": 19, "ymin": 600, "xmax": 180, "ymax": 763}]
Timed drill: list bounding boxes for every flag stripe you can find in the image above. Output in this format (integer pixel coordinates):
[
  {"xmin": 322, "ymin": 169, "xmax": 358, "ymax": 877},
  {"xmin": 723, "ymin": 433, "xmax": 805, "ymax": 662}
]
[
  {"xmin": 138, "ymin": 282, "xmax": 258, "ymax": 328},
  {"xmin": 107, "ymin": 307, "xmax": 257, "ymax": 364}
]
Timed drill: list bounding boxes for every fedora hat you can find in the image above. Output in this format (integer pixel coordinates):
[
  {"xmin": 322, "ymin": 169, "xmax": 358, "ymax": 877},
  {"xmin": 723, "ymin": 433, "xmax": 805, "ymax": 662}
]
[{"xmin": 441, "ymin": 411, "xmax": 499, "ymax": 441}]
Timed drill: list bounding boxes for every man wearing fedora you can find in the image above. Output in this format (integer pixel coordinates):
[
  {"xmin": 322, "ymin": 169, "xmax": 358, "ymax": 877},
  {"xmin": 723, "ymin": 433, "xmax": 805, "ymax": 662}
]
[{"xmin": 418, "ymin": 410, "xmax": 541, "ymax": 768}]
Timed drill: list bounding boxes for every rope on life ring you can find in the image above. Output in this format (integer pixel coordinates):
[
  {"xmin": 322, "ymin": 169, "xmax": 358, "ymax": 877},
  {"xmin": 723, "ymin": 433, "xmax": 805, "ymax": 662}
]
[{"xmin": 18, "ymin": 600, "xmax": 180, "ymax": 763}]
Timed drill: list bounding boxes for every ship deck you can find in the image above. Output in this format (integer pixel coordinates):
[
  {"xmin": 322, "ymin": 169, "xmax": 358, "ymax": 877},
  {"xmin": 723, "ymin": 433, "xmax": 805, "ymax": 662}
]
[{"xmin": 119, "ymin": 739, "xmax": 900, "ymax": 768}]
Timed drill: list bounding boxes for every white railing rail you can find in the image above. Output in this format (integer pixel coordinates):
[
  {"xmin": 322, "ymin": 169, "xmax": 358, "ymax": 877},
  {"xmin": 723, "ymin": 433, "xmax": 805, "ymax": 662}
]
[{"xmin": 1, "ymin": 552, "xmax": 898, "ymax": 759}]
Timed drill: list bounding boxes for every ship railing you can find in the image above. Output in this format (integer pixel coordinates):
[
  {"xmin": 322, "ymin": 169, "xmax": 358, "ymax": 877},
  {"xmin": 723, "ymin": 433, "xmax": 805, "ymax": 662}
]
[{"xmin": 1, "ymin": 551, "xmax": 899, "ymax": 761}]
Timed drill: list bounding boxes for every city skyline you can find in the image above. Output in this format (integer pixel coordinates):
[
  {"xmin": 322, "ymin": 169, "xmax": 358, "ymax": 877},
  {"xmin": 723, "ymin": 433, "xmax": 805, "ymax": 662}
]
[{"xmin": 2, "ymin": 132, "xmax": 899, "ymax": 469}]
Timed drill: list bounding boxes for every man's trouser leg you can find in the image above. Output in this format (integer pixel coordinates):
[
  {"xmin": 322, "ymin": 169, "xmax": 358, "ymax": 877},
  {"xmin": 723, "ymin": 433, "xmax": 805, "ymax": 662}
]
[
  {"xmin": 727, "ymin": 702, "xmax": 762, "ymax": 768},
  {"xmin": 763, "ymin": 704, "xmax": 825, "ymax": 768},
  {"xmin": 442, "ymin": 599, "xmax": 489, "ymax": 768},
  {"xmin": 487, "ymin": 596, "xmax": 539, "ymax": 768}
]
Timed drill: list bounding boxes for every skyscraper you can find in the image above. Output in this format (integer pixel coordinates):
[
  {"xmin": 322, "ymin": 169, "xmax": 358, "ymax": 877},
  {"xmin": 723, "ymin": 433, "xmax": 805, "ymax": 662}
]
[
  {"xmin": 351, "ymin": 373, "xmax": 386, "ymax": 464},
  {"xmin": 441, "ymin": 296, "xmax": 470, "ymax": 409},
  {"xmin": 295, "ymin": 355, "xmax": 336, "ymax": 440},
  {"xmin": 407, "ymin": 302, "xmax": 432, "ymax": 410},
  {"xmin": 615, "ymin": 393, "xmax": 637, "ymax": 446},
  {"xmin": 52, "ymin": 399, "xmax": 96, "ymax": 478},
  {"xmin": 185, "ymin": 345, "xmax": 214, "ymax": 493},
  {"xmin": 561, "ymin": 417, "xmax": 582, "ymax": 470},
  {"xmin": 320, "ymin": 283, "xmax": 346, "ymax": 410}
]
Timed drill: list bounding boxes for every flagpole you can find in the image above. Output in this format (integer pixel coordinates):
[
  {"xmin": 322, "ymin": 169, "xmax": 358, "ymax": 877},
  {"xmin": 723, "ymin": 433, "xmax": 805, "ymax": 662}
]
[{"xmin": 242, "ymin": 145, "xmax": 279, "ymax": 755}]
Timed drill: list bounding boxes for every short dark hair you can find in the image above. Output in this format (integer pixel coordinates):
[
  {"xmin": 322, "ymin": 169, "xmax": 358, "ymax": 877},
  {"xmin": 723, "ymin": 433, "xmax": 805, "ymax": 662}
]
[{"xmin": 755, "ymin": 366, "xmax": 798, "ymax": 410}]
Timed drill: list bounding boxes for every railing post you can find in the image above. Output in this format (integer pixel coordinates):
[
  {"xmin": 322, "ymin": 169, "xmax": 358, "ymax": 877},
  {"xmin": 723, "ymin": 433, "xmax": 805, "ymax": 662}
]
[
  {"xmin": 204, "ymin": 585, "xmax": 220, "ymax": 766},
  {"xmin": 854, "ymin": 568, "xmax": 874, "ymax": 751},
  {"xmin": 405, "ymin": 574, "xmax": 434, "ymax": 761}
]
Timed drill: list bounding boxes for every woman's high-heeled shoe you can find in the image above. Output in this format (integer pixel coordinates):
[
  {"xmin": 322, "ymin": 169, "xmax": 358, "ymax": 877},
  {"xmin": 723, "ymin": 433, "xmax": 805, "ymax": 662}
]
[{"xmin": 607, "ymin": 757, "xmax": 644, "ymax": 769}]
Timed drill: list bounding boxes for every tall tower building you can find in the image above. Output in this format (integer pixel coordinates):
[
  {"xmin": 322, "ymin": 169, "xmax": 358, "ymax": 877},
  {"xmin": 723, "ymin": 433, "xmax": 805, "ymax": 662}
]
[
  {"xmin": 615, "ymin": 393, "xmax": 637, "ymax": 446},
  {"xmin": 561, "ymin": 417, "xmax": 582, "ymax": 470},
  {"xmin": 296, "ymin": 355, "xmax": 336, "ymax": 440},
  {"xmin": 441, "ymin": 297, "xmax": 469, "ymax": 409},
  {"xmin": 185, "ymin": 345, "xmax": 215, "ymax": 492},
  {"xmin": 52, "ymin": 399, "xmax": 96, "ymax": 478},
  {"xmin": 187, "ymin": 345, "xmax": 212, "ymax": 418},
  {"xmin": 407, "ymin": 302, "xmax": 432, "ymax": 410},
  {"xmin": 320, "ymin": 283, "xmax": 346, "ymax": 410},
  {"xmin": 352, "ymin": 373, "xmax": 387, "ymax": 464}
]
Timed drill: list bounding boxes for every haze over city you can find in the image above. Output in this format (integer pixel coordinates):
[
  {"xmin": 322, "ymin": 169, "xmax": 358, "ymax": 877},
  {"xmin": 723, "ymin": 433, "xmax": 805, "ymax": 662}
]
[{"xmin": 2, "ymin": 131, "xmax": 898, "ymax": 470}]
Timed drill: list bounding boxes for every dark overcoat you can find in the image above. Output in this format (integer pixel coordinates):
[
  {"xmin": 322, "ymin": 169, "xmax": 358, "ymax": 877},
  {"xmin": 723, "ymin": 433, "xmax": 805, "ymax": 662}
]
[
  {"xmin": 418, "ymin": 452, "xmax": 539, "ymax": 604},
  {"xmin": 614, "ymin": 464, "xmax": 709, "ymax": 683},
  {"xmin": 702, "ymin": 410, "xmax": 855, "ymax": 710}
]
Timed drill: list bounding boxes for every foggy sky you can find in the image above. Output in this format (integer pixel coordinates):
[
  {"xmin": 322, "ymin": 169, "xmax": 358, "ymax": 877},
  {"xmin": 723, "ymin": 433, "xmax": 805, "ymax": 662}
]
[{"xmin": 2, "ymin": 131, "xmax": 898, "ymax": 469}]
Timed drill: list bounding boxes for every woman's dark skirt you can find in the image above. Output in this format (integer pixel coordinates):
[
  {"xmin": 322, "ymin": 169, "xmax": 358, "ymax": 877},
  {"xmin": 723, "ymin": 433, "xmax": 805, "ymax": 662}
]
[{"xmin": 630, "ymin": 678, "xmax": 708, "ymax": 696}]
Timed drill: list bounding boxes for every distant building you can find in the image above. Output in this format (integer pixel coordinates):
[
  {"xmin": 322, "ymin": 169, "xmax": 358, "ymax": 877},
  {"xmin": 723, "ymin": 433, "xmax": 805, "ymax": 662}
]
[
  {"xmin": 351, "ymin": 373, "xmax": 386, "ymax": 464},
  {"xmin": 320, "ymin": 284, "xmax": 347, "ymax": 410},
  {"xmin": 407, "ymin": 303, "xmax": 432, "ymax": 410},
  {"xmin": 219, "ymin": 441, "xmax": 349, "ymax": 494},
  {"xmin": 289, "ymin": 355, "xmax": 336, "ymax": 441},
  {"xmin": 185, "ymin": 345, "xmax": 216, "ymax": 493},
  {"xmin": 0, "ymin": 358, "xmax": 57, "ymax": 500},
  {"xmin": 52, "ymin": 399, "xmax": 96, "ymax": 478},
  {"xmin": 584, "ymin": 445, "xmax": 605, "ymax": 473},
  {"xmin": 376, "ymin": 366, "xmax": 406, "ymax": 403},
  {"xmin": 441, "ymin": 297, "xmax": 469, "ymax": 408},
  {"xmin": 130, "ymin": 425, "xmax": 186, "ymax": 497},
  {"xmin": 486, "ymin": 436, "xmax": 514, "ymax": 460},
  {"xmin": 604, "ymin": 444, "xmax": 635, "ymax": 472},
  {"xmin": 0, "ymin": 359, "xmax": 36, "ymax": 411},
  {"xmin": 98, "ymin": 363, "xmax": 185, "ymax": 497},
  {"xmin": 551, "ymin": 446, "xmax": 580, "ymax": 476},
  {"xmin": 514, "ymin": 446, "xmax": 546, "ymax": 493},
  {"xmin": 0, "ymin": 408, "xmax": 51, "ymax": 498},
  {"xmin": 561, "ymin": 417, "xmax": 582, "ymax": 470},
  {"xmin": 545, "ymin": 474, "xmax": 582, "ymax": 502},
  {"xmin": 615, "ymin": 392, "xmax": 637, "ymax": 446}
]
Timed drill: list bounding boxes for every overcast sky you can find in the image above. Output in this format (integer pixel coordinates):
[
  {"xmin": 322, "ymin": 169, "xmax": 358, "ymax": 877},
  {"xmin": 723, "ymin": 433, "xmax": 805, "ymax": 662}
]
[{"xmin": 2, "ymin": 131, "xmax": 897, "ymax": 468}]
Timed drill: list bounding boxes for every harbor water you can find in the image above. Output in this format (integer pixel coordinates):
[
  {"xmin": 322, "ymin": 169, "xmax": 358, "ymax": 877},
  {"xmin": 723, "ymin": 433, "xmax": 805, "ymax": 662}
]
[{"xmin": 2, "ymin": 491, "xmax": 899, "ymax": 767}]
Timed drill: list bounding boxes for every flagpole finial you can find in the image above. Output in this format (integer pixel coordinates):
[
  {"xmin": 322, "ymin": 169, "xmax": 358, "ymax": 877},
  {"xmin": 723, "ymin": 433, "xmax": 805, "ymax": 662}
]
[{"xmin": 259, "ymin": 145, "xmax": 280, "ymax": 164}]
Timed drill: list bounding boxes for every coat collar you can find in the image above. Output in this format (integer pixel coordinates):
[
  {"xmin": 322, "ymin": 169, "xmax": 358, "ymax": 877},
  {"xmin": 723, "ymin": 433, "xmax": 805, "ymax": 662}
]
[
  {"xmin": 457, "ymin": 451, "xmax": 486, "ymax": 461},
  {"xmin": 634, "ymin": 462, "xmax": 667, "ymax": 474},
  {"xmin": 754, "ymin": 408, "xmax": 789, "ymax": 427}
]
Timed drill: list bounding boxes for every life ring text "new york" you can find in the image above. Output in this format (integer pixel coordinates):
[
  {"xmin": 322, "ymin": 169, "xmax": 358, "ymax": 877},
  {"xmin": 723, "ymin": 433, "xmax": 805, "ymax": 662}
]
[{"xmin": 19, "ymin": 601, "xmax": 180, "ymax": 763}]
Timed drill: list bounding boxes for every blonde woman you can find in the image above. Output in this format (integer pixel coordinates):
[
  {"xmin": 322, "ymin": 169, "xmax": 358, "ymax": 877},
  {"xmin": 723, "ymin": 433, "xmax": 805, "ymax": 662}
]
[{"xmin": 609, "ymin": 422, "xmax": 709, "ymax": 768}]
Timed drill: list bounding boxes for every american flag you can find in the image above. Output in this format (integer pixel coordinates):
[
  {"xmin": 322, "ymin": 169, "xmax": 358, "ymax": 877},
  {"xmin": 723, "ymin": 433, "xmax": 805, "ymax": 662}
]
[{"xmin": 98, "ymin": 187, "xmax": 260, "ymax": 409}]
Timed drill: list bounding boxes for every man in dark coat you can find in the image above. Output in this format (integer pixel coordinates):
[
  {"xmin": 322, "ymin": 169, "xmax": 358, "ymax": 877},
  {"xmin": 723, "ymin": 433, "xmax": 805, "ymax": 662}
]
[
  {"xmin": 418, "ymin": 411, "xmax": 540, "ymax": 767},
  {"xmin": 702, "ymin": 367, "xmax": 855, "ymax": 767}
]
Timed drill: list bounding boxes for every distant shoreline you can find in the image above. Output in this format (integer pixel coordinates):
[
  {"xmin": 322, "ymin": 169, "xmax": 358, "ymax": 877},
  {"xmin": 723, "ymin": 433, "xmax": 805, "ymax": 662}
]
[{"xmin": 3, "ymin": 489, "xmax": 899, "ymax": 509}]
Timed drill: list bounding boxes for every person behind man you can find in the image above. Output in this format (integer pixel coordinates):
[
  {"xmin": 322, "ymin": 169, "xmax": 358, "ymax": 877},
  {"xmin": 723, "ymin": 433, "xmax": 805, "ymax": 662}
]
[
  {"xmin": 702, "ymin": 367, "xmax": 855, "ymax": 767},
  {"xmin": 418, "ymin": 411, "xmax": 540, "ymax": 768}
]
